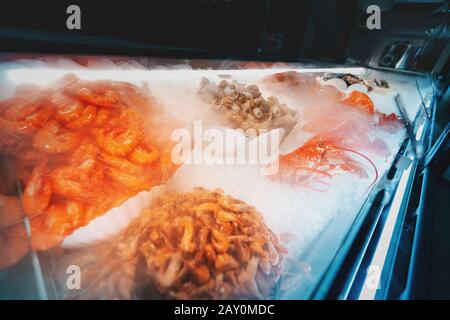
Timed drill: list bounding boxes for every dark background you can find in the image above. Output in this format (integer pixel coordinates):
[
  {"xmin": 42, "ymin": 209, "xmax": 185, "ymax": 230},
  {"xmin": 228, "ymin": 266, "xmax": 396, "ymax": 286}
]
[{"xmin": 0, "ymin": 0, "xmax": 445, "ymax": 68}]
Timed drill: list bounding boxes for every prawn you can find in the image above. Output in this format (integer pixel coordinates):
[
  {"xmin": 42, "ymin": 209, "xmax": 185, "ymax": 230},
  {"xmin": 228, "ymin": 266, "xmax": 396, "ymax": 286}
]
[
  {"xmin": 75, "ymin": 87, "xmax": 119, "ymax": 108},
  {"xmin": 211, "ymin": 228, "xmax": 230, "ymax": 253},
  {"xmin": 33, "ymin": 121, "xmax": 81, "ymax": 153},
  {"xmin": 94, "ymin": 108, "xmax": 111, "ymax": 127},
  {"xmin": 29, "ymin": 215, "xmax": 64, "ymax": 251},
  {"xmin": 99, "ymin": 152, "xmax": 144, "ymax": 175},
  {"xmin": 3, "ymin": 99, "xmax": 40, "ymax": 121},
  {"xmin": 65, "ymin": 105, "xmax": 97, "ymax": 130},
  {"xmin": 0, "ymin": 96, "xmax": 24, "ymax": 114},
  {"xmin": 49, "ymin": 166, "xmax": 100, "ymax": 203},
  {"xmin": 69, "ymin": 143, "xmax": 100, "ymax": 168},
  {"xmin": 44, "ymin": 204, "xmax": 73, "ymax": 235},
  {"xmin": 179, "ymin": 217, "xmax": 196, "ymax": 253},
  {"xmin": 54, "ymin": 100, "xmax": 84, "ymax": 123},
  {"xmin": 129, "ymin": 144, "xmax": 159, "ymax": 166},
  {"xmin": 65, "ymin": 200, "xmax": 86, "ymax": 229},
  {"xmin": 93, "ymin": 124, "xmax": 142, "ymax": 157},
  {"xmin": 22, "ymin": 160, "xmax": 52, "ymax": 216},
  {"xmin": 215, "ymin": 253, "xmax": 240, "ymax": 272},
  {"xmin": 105, "ymin": 167, "xmax": 153, "ymax": 191},
  {"xmin": 188, "ymin": 263, "xmax": 210, "ymax": 284},
  {"xmin": 0, "ymin": 116, "xmax": 38, "ymax": 135},
  {"xmin": 23, "ymin": 105, "xmax": 54, "ymax": 128}
]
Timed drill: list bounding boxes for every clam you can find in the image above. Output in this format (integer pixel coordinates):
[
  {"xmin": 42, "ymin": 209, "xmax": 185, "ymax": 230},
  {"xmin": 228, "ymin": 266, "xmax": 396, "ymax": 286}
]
[
  {"xmin": 218, "ymin": 79, "xmax": 229, "ymax": 88},
  {"xmin": 221, "ymin": 97, "xmax": 234, "ymax": 108},
  {"xmin": 252, "ymin": 107, "xmax": 263, "ymax": 119},
  {"xmin": 271, "ymin": 105, "xmax": 282, "ymax": 117},
  {"xmin": 224, "ymin": 84, "xmax": 238, "ymax": 100}
]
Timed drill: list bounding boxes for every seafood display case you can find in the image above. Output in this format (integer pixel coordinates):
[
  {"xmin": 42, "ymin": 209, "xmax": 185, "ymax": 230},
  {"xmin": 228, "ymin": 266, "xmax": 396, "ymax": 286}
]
[{"xmin": 0, "ymin": 57, "xmax": 436, "ymax": 300}]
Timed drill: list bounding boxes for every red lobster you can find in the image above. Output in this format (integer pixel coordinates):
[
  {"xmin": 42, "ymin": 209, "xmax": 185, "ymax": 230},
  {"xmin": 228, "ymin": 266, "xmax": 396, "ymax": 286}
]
[{"xmin": 272, "ymin": 134, "xmax": 378, "ymax": 192}]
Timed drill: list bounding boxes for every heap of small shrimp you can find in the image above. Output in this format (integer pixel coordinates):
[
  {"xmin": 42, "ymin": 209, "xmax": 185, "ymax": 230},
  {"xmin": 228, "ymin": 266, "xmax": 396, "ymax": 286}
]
[
  {"xmin": 265, "ymin": 71, "xmax": 404, "ymax": 190},
  {"xmin": 0, "ymin": 74, "xmax": 178, "ymax": 262},
  {"xmin": 134, "ymin": 187, "xmax": 286, "ymax": 300}
]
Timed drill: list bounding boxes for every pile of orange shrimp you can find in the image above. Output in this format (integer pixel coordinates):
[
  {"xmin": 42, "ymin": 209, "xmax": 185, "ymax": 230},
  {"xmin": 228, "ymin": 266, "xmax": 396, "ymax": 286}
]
[
  {"xmin": 134, "ymin": 187, "xmax": 286, "ymax": 299},
  {"xmin": 0, "ymin": 75, "xmax": 178, "ymax": 263},
  {"xmin": 265, "ymin": 71, "xmax": 404, "ymax": 190}
]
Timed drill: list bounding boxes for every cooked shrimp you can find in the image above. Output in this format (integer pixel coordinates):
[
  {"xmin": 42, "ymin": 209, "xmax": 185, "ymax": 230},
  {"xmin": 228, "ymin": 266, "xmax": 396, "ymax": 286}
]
[
  {"xmin": 211, "ymin": 228, "xmax": 230, "ymax": 253},
  {"xmin": 99, "ymin": 152, "xmax": 144, "ymax": 175},
  {"xmin": 179, "ymin": 217, "xmax": 195, "ymax": 253},
  {"xmin": 55, "ymin": 100, "xmax": 84, "ymax": 123},
  {"xmin": 30, "ymin": 215, "xmax": 64, "ymax": 251},
  {"xmin": 65, "ymin": 200, "xmax": 86, "ymax": 229},
  {"xmin": 94, "ymin": 108, "xmax": 111, "ymax": 127},
  {"xmin": 23, "ymin": 105, "xmax": 54, "ymax": 128},
  {"xmin": 0, "ymin": 224, "xmax": 30, "ymax": 269},
  {"xmin": 158, "ymin": 252, "xmax": 184, "ymax": 288},
  {"xmin": 215, "ymin": 253, "xmax": 240, "ymax": 272},
  {"xmin": 216, "ymin": 210, "xmax": 237, "ymax": 223},
  {"xmin": 3, "ymin": 100, "xmax": 40, "ymax": 121},
  {"xmin": 129, "ymin": 144, "xmax": 159, "ymax": 166},
  {"xmin": 1, "ymin": 76, "xmax": 180, "ymax": 248},
  {"xmin": 33, "ymin": 121, "xmax": 81, "ymax": 153},
  {"xmin": 0, "ymin": 195, "xmax": 24, "ymax": 228},
  {"xmin": 189, "ymin": 264, "xmax": 210, "ymax": 284},
  {"xmin": 69, "ymin": 143, "xmax": 99, "ymax": 167},
  {"xmin": 94, "ymin": 125, "xmax": 142, "ymax": 157},
  {"xmin": 105, "ymin": 167, "xmax": 152, "ymax": 191},
  {"xmin": 44, "ymin": 204, "xmax": 72, "ymax": 235},
  {"xmin": 76, "ymin": 87, "xmax": 119, "ymax": 108},
  {"xmin": 22, "ymin": 160, "xmax": 52, "ymax": 216},
  {"xmin": 0, "ymin": 116, "xmax": 38, "ymax": 135},
  {"xmin": 49, "ymin": 166, "xmax": 99, "ymax": 203},
  {"xmin": 65, "ymin": 105, "xmax": 97, "ymax": 130}
]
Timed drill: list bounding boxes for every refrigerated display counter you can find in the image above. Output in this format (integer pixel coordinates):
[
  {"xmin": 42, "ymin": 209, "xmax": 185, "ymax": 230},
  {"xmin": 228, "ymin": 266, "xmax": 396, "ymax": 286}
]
[{"xmin": 0, "ymin": 57, "xmax": 437, "ymax": 299}]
